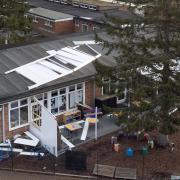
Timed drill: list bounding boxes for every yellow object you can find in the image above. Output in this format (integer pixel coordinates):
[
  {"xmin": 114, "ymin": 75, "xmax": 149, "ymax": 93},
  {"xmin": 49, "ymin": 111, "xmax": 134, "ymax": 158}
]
[
  {"xmin": 86, "ymin": 118, "xmax": 99, "ymax": 124},
  {"xmin": 65, "ymin": 123, "xmax": 82, "ymax": 131},
  {"xmin": 63, "ymin": 110, "xmax": 81, "ymax": 123}
]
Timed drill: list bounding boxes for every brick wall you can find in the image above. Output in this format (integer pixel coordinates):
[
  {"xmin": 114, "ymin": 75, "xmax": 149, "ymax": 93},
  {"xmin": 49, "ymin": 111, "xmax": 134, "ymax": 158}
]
[
  {"xmin": 54, "ymin": 20, "xmax": 75, "ymax": 35},
  {"xmin": 32, "ymin": 16, "xmax": 75, "ymax": 36},
  {"xmin": 95, "ymin": 86, "xmax": 102, "ymax": 98},
  {"xmin": 75, "ymin": 19, "xmax": 100, "ymax": 33},
  {"xmin": 85, "ymin": 80, "xmax": 94, "ymax": 107}
]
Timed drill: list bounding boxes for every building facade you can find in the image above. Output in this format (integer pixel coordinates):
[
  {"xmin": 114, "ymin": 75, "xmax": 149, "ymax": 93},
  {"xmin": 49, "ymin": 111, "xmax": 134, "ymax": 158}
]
[{"xmin": 27, "ymin": 7, "xmax": 75, "ymax": 36}]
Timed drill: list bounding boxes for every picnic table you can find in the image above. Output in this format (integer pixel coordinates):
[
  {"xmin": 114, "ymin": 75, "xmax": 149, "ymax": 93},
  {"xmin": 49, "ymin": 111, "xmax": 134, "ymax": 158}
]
[{"xmin": 65, "ymin": 122, "xmax": 82, "ymax": 132}]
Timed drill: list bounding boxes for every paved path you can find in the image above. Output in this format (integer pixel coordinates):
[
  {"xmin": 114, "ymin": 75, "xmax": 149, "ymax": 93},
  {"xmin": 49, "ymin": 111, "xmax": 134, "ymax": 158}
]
[{"xmin": 0, "ymin": 170, "xmax": 95, "ymax": 180}]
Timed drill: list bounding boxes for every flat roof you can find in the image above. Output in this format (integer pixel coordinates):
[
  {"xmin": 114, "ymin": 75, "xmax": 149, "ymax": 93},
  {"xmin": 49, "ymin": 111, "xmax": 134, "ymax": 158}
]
[
  {"xmin": 71, "ymin": 0, "xmax": 118, "ymax": 7},
  {"xmin": 27, "ymin": 0, "xmax": 134, "ymax": 23},
  {"xmin": 28, "ymin": 7, "xmax": 74, "ymax": 20}
]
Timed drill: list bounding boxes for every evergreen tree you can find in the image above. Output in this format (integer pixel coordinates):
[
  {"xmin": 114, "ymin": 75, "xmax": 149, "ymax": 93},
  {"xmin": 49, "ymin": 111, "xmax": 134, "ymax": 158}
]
[
  {"xmin": 96, "ymin": 0, "xmax": 180, "ymax": 135},
  {"xmin": 0, "ymin": 0, "xmax": 32, "ymax": 44}
]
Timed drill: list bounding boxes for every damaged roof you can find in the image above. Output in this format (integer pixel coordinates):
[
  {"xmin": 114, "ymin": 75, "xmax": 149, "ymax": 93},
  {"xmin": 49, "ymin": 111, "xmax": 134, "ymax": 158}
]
[{"xmin": 0, "ymin": 32, "xmax": 116, "ymax": 104}]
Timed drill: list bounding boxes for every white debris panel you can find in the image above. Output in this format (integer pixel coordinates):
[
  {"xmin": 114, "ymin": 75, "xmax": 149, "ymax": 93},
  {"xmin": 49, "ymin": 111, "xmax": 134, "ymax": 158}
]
[{"xmin": 5, "ymin": 46, "xmax": 101, "ymax": 90}]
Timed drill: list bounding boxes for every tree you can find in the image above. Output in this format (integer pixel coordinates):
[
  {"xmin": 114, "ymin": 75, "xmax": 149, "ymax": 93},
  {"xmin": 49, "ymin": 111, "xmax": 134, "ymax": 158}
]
[
  {"xmin": 96, "ymin": 0, "xmax": 180, "ymax": 135},
  {"xmin": 0, "ymin": 0, "xmax": 32, "ymax": 44}
]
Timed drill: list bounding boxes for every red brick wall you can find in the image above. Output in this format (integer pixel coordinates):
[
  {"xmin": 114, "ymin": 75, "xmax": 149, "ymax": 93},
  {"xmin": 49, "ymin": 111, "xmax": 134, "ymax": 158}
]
[
  {"xmin": 75, "ymin": 19, "xmax": 100, "ymax": 33},
  {"xmin": 85, "ymin": 80, "xmax": 94, "ymax": 107},
  {"xmin": 54, "ymin": 20, "xmax": 75, "ymax": 34},
  {"xmin": 31, "ymin": 16, "xmax": 75, "ymax": 36},
  {"xmin": 95, "ymin": 86, "xmax": 102, "ymax": 98}
]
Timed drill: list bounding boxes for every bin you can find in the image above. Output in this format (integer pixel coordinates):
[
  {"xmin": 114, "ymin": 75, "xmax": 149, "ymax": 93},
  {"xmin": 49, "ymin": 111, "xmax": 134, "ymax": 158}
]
[
  {"xmin": 126, "ymin": 148, "xmax": 134, "ymax": 157},
  {"xmin": 141, "ymin": 147, "xmax": 148, "ymax": 156}
]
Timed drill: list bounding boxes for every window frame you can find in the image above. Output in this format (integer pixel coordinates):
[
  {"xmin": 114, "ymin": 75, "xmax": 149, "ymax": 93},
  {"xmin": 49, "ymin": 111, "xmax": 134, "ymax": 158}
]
[
  {"xmin": 33, "ymin": 16, "xmax": 38, "ymax": 23},
  {"xmin": 9, "ymin": 98, "xmax": 29, "ymax": 131},
  {"xmin": 44, "ymin": 19, "xmax": 53, "ymax": 27},
  {"xmin": 82, "ymin": 24, "xmax": 88, "ymax": 32}
]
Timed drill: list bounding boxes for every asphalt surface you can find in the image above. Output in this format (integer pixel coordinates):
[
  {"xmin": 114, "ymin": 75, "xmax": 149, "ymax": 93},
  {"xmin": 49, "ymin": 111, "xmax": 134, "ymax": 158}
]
[{"xmin": 0, "ymin": 170, "xmax": 95, "ymax": 180}]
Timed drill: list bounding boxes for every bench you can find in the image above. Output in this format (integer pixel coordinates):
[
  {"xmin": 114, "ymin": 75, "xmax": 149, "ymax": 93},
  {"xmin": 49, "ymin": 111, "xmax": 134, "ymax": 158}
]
[{"xmin": 93, "ymin": 164, "xmax": 136, "ymax": 179}]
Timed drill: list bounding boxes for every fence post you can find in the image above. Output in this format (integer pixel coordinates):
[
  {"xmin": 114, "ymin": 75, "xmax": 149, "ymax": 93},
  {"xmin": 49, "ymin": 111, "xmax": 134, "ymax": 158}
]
[
  {"xmin": 53, "ymin": 147, "xmax": 56, "ymax": 175},
  {"xmin": 11, "ymin": 142, "xmax": 13, "ymax": 171}
]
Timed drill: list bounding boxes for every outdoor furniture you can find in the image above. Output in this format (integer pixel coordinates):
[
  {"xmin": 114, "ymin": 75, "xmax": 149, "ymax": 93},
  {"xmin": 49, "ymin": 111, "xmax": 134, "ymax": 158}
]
[
  {"xmin": 115, "ymin": 167, "xmax": 136, "ymax": 179},
  {"xmin": 65, "ymin": 122, "xmax": 82, "ymax": 132},
  {"xmin": 93, "ymin": 164, "xmax": 137, "ymax": 179},
  {"xmin": 86, "ymin": 117, "xmax": 99, "ymax": 125},
  {"xmin": 93, "ymin": 164, "xmax": 116, "ymax": 178}
]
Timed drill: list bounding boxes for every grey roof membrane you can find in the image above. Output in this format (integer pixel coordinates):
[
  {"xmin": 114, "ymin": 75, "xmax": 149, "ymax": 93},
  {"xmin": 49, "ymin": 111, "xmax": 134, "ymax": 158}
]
[
  {"xmin": 27, "ymin": 0, "xmax": 134, "ymax": 23},
  {"xmin": 0, "ymin": 32, "xmax": 116, "ymax": 104},
  {"xmin": 28, "ymin": 7, "xmax": 74, "ymax": 20}
]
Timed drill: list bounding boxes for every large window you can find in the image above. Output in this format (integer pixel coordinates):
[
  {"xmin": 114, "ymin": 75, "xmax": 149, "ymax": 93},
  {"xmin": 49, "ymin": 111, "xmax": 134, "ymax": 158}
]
[
  {"xmin": 68, "ymin": 83, "xmax": 83, "ymax": 109},
  {"xmin": 51, "ymin": 83, "xmax": 84, "ymax": 114},
  {"xmin": 51, "ymin": 88, "xmax": 66, "ymax": 114},
  {"xmin": 9, "ymin": 98, "xmax": 28, "ymax": 129}
]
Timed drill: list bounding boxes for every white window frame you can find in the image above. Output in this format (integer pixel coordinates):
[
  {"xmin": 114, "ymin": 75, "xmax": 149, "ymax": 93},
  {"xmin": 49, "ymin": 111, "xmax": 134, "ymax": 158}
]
[
  {"xmin": 75, "ymin": 18, "xmax": 80, "ymax": 27},
  {"xmin": 33, "ymin": 16, "xmax": 38, "ymax": 23},
  {"xmin": 82, "ymin": 24, "xmax": 88, "ymax": 32},
  {"xmin": 9, "ymin": 98, "xmax": 29, "ymax": 131},
  {"xmin": 8, "ymin": 82, "xmax": 85, "ymax": 130},
  {"xmin": 50, "ymin": 82, "xmax": 85, "ymax": 116},
  {"xmin": 44, "ymin": 19, "xmax": 53, "ymax": 27},
  {"xmin": 51, "ymin": 88, "xmax": 66, "ymax": 115}
]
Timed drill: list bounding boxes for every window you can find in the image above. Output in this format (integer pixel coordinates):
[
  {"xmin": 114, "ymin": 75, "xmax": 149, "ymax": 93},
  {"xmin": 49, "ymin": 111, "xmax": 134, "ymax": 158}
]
[
  {"xmin": 31, "ymin": 93, "xmax": 48, "ymax": 108},
  {"xmin": 32, "ymin": 103, "xmax": 42, "ymax": 128},
  {"xmin": 93, "ymin": 26, "xmax": 99, "ymax": 31},
  {"xmin": 51, "ymin": 88, "xmax": 66, "ymax": 114},
  {"xmin": 50, "ymin": 83, "xmax": 84, "ymax": 114},
  {"xmin": 82, "ymin": 24, "xmax": 88, "ymax": 32},
  {"xmin": 44, "ymin": 20, "xmax": 52, "ymax": 27},
  {"xmin": 33, "ymin": 16, "xmax": 38, "ymax": 23},
  {"xmin": 31, "ymin": 93, "xmax": 47, "ymax": 128},
  {"xmin": 68, "ymin": 83, "xmax": 84, "ymax": 109},
  {"xmin": 89, "ymin": 5, "xmax": 97, "ymax": 10},
  {"xmin": 80, "ymin": 3, "xmax": 88, "ymax": 8},
  {"xmin": 68, "ymin": 85, "xmax": 76, "ymax": 109},
  {"xmin": 9, "ymin": 98, "xmax": 28, "ymax": 129},
  {"xmin": 74, "ymin": 18, "xmax": 79, "ymax": 27}
]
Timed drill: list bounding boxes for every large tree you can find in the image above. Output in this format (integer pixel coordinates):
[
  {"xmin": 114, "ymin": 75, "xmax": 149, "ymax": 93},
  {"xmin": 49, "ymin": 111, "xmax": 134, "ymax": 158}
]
[
  {"xmin": 96, "ymin": 0, "xmax": 180, "ymax": 135},
  {"xmin": 0, "ymin": 0, "xmax": 32, "ymax": 44}
]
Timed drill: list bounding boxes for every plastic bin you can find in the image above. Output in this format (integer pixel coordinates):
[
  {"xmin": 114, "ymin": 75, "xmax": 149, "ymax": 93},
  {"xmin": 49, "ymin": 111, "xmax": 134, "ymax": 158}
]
[{"xmin": 126, "ymin": 148, "xmax": 134, "ymax": 157}]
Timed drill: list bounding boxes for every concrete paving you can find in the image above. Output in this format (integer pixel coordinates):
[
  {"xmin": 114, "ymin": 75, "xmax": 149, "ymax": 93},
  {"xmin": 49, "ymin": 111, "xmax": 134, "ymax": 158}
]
[{"xmin": 0, "ymin": 170, "xmax": 95, "ymax": 180}]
